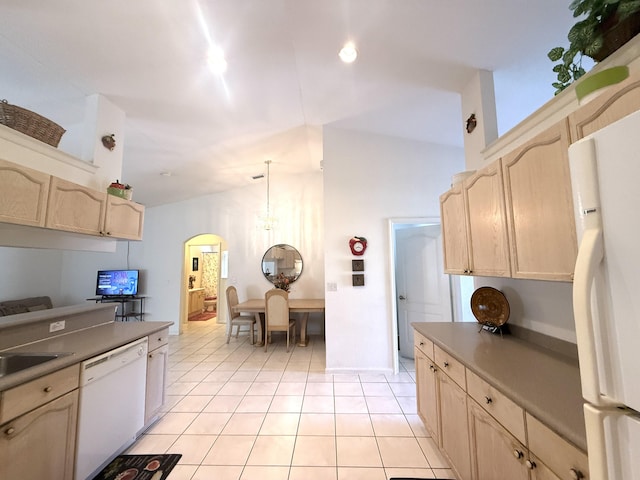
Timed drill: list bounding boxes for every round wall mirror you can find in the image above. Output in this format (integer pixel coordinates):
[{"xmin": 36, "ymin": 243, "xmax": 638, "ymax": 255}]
[{"xmin": 262, "ymin": 244, "xmax": 303, "ymax": 285}]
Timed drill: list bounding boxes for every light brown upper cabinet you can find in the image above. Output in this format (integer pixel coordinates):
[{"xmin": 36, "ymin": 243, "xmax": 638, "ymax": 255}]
[
  {"xmin": 440, "ymin": 161, "xmax": 511, "ymax": 277},
  {"xmin": 104, "ymin": 194, "xmax": 145, "ymax": 240},
  {"xmin": 569, "ymin": 72, "xmax": 640, "ymax": 142},
  {"xmin": 46, "ymin": 176, "xmax": 145, "ymax": 240},
  {"xmin": 0, "ymin": 159, "xmax": 51, "ymax": 227},
  {"xmin": 46, "ymin": 177, "xmax": 108, "ymax": 236},
  {"xmin": 463, "ymin": 160, "xmax": 511, "ymax": 277},
  {"xmin": 440, "ymin": 183, "xmax": 469, "ymax": 275},
  {"xmin": 501, "ymin": 120, "xmax": 577, "ymax": 281}
]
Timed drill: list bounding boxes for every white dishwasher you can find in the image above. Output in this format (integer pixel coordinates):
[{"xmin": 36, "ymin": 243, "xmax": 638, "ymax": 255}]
[{"xmin": 75, "ymin": 337, "xmax": 148, "ymax": 480}]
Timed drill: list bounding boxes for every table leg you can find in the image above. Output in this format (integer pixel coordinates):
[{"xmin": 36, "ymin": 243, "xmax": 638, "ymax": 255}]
[
  {"xmin": 255, "ymin": 312, "xmax": 265, "ymax": 347},
  {"xmin": 297, "ymin": 312, "xmax": 310, "ymax": 346}
]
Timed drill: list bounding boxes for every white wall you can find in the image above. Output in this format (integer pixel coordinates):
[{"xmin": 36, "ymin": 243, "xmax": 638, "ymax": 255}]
[
  {"xmin": 477, "ymin": 276, "xmax": 575, "ymax": 342},
  {"xmin": 462, "ymin": 70, "xmax": 498, "ymax": 170},
  {"xmin": 0, "ymin": 247, "xmax": 64, "ymax": 303},
  {"xmin": 322, "ymin": 127, "xmax": 464, "ymax": 373}
]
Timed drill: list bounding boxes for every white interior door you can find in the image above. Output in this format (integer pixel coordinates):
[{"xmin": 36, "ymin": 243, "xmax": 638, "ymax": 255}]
[{"xmin": 396, "ymin": 225, "xmax": 452, "ymax": 358}]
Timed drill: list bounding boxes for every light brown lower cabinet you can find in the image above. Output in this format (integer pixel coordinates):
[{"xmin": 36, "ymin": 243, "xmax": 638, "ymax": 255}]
[
  {"xmin": 468, "ymin": 399, "xmax": 529, "ymax": 480},
  {"xmin": 413, "ymin": 328, "xmax": 589, "ymax": 480},
  {"xmin": 526, "ymin": 413, "xmax": 589, "ymax": 480},
  {"xmin": 415, "ymin": 347, "xmax": 439, "ymax": 443},
  {"xmin": 0, "ymin": 389, "xmax": 78, "ymax": 480},
  {"xmin": 415, "ymin": 332, "xmax": 471, "ymax": 480},
  {"xmin": 528, "ymin": 454, "xmax": 563, "ymax": 480},
  {"xmin": 439, "ymin": 370, "xmax": 471, "ymax": 480},
  {"xmin": 145, "ymin": 341, "xmax": 169, "ymax": 426},
  {"xmin": 188, "ymin": 289, "xmax": 205, "ymax": 317}
]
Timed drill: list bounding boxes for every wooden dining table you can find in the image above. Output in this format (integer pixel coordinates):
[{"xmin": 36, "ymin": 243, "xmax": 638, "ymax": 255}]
[{"xmin": 232, "ymin": 298, "xmax": 325, "ymax": 347}]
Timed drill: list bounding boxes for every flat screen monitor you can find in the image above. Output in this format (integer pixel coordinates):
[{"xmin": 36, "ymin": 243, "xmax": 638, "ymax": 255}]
[{"xmin": 96, "ymin": 269, "xmax": 139, "ymax": 297}]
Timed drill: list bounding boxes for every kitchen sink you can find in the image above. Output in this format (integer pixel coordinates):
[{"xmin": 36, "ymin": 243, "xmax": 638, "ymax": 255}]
[{"xmin": 0, "ymin": 352, "xmax": 70, "ymax": 378}]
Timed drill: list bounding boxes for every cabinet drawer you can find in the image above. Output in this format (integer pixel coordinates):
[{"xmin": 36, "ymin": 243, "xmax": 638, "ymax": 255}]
[
  {"xmin": 149, "ymin": 328, "xmax": 170, "ymax": 350},
  {"xmin": 467, "ymin": 369, "xmax": 526, "ymax": 444},
  {"xmin": 413, "ymin": 331, "xmax": 433, "ymax": 359},
  {"xmin": 0, "ymin": 364, "xmax": 80, "ymax": 423},
  {"xmin": 526, "ymin": 413, "xmax": 589, "ymax": 480},
  {"xmin": 434, "ymin": 345, "xmax": 466, "ymax": 389}
]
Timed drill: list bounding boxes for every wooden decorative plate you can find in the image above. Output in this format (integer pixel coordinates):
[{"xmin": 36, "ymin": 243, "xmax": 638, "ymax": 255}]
[{"xmin": 471, "ymin": 286, "xmax": 510, "ymax": 327}]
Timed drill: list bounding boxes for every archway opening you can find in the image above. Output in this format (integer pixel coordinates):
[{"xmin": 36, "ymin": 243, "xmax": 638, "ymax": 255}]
[{"xmin": 180, "ymin": 233, "xmax": 228, "ymax": 333}]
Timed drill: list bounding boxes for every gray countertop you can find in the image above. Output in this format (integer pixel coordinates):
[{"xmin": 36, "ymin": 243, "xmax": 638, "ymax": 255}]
[
  {"xmin": 0, "ymin": 319, "xmax": 173, "ymax": 391},
  {"xmin": 412, "ymin": 322, "xmax": 586, "ymax": 452}
]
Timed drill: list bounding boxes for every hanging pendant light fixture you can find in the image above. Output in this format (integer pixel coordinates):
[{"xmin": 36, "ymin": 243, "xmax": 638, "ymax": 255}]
[{"xmin": 261, "ymin": 160, "xmax": 277, "ymax": 230}]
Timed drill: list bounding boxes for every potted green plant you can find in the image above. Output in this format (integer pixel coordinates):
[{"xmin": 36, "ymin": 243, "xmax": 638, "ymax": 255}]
[{"xmin": 548, "ymin": 0, "xmax": 640, "ymax": 94}]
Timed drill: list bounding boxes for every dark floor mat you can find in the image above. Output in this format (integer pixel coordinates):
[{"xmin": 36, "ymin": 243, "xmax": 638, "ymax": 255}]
[{"xmin": 91, "ymin": 454, "xmax": 182, "ymax": 480}]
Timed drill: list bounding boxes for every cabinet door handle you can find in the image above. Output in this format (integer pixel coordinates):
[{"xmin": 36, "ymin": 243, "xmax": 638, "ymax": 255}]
[
  {"xmin": 512, "ymin": 449, "xmax": 523, "ymax": 459},
  {"xmin": 569, "ymin": 468, "xmax": 584, "ymax": 480},
  {"xmin": 43, "ymin": 386, "xmax": 53, "ymax": 393},
  {"xmin": 419, "ymin": 341, "xmax": 424, "ymax": 346},
  {"xmin": 399, "ymin": 295, "xmax": 406, "ymax": 300},
  {"xmin": 4, "ymin": 427, "xmax": 15, "ymax": 436},
  {"xmin": 484, "ymin": 396, "xmax": 492, "ymax": 404},
  {"xmin": 525, "ymin": 460, "xmax": 536, "ymax": 470},
  {"xmin": 443, "ymin": 361, "xmax": 449, "ymax": 367}
]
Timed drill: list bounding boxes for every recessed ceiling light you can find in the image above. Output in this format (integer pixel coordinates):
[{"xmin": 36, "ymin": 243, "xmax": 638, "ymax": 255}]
[
  {"xmin": 160, "ymin": 171, "xmax": 172, "ymax": 177},
  {"xmin": 207, "ymin": 46, "xmax": 227, "ymax": 75},
  {"xmin": 339, "ymin": 43, "xmax": 358, "ymax": 63}
]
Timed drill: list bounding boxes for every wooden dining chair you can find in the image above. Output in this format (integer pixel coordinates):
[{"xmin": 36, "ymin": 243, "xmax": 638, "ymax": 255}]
[
  {"xmin": 264, "ymin": 289, "xmax": 296, "ymax": 352},
  {"xmin": 225, "ymin": 286, "xmax": 256, "ymax": 344}
]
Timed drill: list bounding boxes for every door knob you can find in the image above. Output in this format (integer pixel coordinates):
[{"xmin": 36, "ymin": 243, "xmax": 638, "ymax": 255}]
[{"xmin": 399, "ymin": 295, "xmax": 406, "ymax": 300}]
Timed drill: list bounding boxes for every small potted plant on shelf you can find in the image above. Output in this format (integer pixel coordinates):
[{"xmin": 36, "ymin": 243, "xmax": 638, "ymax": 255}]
[
  {"xmin": 107, "ymin": 179, "xmax": 133, "ymax": 200},
  {"xmin": 548, "ymin": 0, "xmax": 640, "ymax": 94}
]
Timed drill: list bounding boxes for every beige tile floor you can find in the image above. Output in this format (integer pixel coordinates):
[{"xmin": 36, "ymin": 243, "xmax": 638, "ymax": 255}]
[{"xmin": 127, "ymin": 320, "xmax": 455, "ymax": 480}]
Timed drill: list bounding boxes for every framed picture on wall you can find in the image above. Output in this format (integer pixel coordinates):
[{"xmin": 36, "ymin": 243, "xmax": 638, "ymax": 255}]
[
  {"xmin": 192, "ymin": 257, "xmax": 199, "ymax": 271},
  {"xmin": 352, "ymin": 259, "xmax": 364, "ymax": 272}
]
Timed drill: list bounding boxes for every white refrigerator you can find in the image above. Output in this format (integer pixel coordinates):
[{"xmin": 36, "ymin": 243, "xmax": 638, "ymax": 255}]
[{"xmin": 569, "ymin": 109, "xmax": 640, "ymax": 480}]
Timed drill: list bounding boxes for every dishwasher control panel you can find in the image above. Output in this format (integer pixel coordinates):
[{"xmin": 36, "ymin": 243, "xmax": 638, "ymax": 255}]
[{"xmin": 80, "ymin": 337, "xmax": 148, "ymax": 385}]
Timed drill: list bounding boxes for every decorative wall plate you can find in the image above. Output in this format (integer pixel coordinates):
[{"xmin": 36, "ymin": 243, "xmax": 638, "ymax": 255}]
[{"xmin": 471, "ymin": 286, "xmax": 510, "ymax": 327}]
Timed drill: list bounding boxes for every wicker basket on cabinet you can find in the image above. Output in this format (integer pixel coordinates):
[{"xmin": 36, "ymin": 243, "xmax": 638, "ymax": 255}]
[{"xmin": 0, "ymin": 99, "xmax": 65, "ymax": 147}]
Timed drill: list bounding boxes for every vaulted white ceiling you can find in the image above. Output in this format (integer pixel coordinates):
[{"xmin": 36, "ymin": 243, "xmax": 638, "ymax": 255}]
[{"xmin": 0, "ymin": 0, "xmax": 575, "ymax": 206}]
